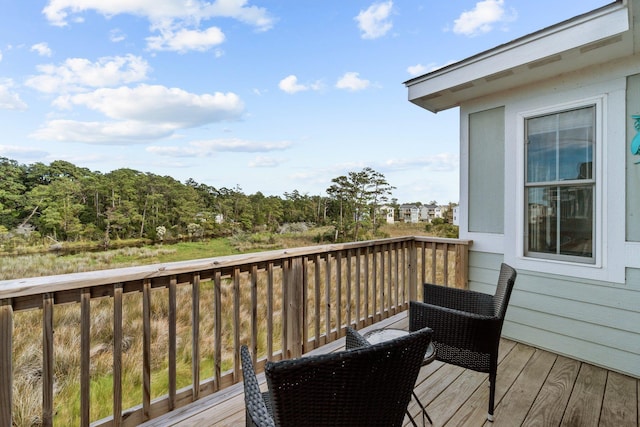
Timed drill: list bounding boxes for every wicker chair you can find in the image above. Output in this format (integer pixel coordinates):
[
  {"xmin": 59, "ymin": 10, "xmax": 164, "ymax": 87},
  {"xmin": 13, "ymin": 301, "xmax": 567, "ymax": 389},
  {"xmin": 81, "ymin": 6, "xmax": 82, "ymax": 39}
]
[
  {"xmin": 241, "ymin": 326, "xmax": 433, "ymax": 427},
  {"xmin": 344, "ymin": 326, "xmax": 432, "ymax": 426},
  {"xmin": 409, "ymin": 263, "xmax": 517, "ymax": 422}
]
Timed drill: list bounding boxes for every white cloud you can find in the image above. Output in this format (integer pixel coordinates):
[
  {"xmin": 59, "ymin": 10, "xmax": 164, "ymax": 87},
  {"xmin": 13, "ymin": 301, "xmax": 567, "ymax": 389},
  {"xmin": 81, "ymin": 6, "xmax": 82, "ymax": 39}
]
[
  {"xmin": 335, "ymin": 72, "xmax": 370, "ymax": 91},
  {"xmin": 31, "ymin": 85, "xmax": 245, "ymax": 144},
  {"xmin": 146, "ymin": 26, "xmax": 225, "ymax": 52},
  {"xmin": 382, "ymin": 153, "xmax": 458, "ymax": 172},
  {"xmin": 248, "ymin": 156, "xmax": 285, "ymax": 167},
  {"xmin": 0, "ymin": 145, "xmax": 48, "ymax": 159},
  {"xmin": 25, "ymin": 54, "xmax": 150, "ymax": 94},
  {"xmin": 147, "ymin": 138, "xmax": 291, "ymax": 157},
  {"xmin": 0, "ymin": 79, "xmax": 28, "ymax": 110},
  {"xmin": 30, "ymin": 119, "xmax": 175, "ymax": 144},
  {"xmin": 278, "ymin": 75, "xmax": 306, "ymax": 94},
  {"xmin": 110, "ymin": 29, "xmax": 126, "ymax": 42},
  {"xmin": 31, "ymin": 42, "xmax": 53, "ymax": 57},
  {"xmin": 355, "ymin": 1, "xmax": 393, "ymax": 39},
  {"xmin": 453, "ymin": 0, "xmax": 516, "ymax": 36},
  {"xmin": 278, "ymin": 75, "xmax": 322, "ymax": 94},
  {"xmin": 42, "ymin": 0, "xmax": 275, "ymax": 32},
  {"xmin": 57, "ymin": 84, "xmax": 244, "ymax": 126},
  {"xmin": 407, "ymin": 64, "xmax": 427, "ymax": 77}
]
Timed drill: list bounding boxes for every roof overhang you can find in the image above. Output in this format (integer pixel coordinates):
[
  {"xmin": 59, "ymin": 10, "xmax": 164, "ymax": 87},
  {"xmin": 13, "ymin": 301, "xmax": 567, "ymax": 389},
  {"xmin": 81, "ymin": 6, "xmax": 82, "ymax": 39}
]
[{"xmin": 405, "ymin": 1, "xmax": 634, "ymax": 113}]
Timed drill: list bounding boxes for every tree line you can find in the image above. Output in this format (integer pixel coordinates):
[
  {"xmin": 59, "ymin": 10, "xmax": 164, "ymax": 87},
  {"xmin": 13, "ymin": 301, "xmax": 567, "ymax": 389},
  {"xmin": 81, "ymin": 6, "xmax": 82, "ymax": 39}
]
[{"xmin": 0, "ymin": 157, "xmax": 399, "ymax": 245}]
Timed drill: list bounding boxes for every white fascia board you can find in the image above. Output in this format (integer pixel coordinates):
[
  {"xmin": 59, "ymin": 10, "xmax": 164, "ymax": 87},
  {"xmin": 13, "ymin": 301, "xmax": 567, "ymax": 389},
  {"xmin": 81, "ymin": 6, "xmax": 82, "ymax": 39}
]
[{"xmin": 407, "ymin": 5, "xmax": 629, "ymax": 102}]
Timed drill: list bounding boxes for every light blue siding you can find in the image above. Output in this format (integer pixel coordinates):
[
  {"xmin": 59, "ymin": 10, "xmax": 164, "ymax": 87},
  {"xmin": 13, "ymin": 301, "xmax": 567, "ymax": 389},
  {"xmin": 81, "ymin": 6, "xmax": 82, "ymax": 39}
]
[{"xmin": 468, "ymin": 251, "xmax": 640, "ymax": 378}]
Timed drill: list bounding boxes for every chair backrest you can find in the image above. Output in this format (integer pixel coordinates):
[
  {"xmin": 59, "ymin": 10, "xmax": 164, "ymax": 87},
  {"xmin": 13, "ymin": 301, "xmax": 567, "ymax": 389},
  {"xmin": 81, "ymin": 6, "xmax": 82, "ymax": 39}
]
[
  {"xmin": 265, "ymin": 327, "xmax": 433, "ymax": 427},
  {"xmin": 493, "ymin": 263, "xmax": 517, "ymax": 319}
]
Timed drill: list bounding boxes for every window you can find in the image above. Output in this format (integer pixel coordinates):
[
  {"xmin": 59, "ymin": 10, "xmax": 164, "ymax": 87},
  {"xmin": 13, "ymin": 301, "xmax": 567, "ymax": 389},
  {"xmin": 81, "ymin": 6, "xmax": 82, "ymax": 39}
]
[{"xmin": 525, "ymin": 106, "xmax": 595, "ymax": 263}]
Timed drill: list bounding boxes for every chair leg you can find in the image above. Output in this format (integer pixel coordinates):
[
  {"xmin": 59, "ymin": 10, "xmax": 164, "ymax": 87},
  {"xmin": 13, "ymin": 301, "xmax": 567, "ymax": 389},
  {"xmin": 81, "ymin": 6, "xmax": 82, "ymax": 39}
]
[
  {"xmin": 412, "ymin": 391, "xmax": 433, "ymax": 424},
  {"xmin": 488, "ymin": 372, "xmax": 496, "ymax": 422}
]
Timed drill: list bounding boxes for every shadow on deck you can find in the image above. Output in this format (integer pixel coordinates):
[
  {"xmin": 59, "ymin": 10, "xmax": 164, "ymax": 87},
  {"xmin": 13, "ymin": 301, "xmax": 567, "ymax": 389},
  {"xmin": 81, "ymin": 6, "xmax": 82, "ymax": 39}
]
[{"xmin": 140, "ymin": 312, "xmax": 639, "ymax": 427}]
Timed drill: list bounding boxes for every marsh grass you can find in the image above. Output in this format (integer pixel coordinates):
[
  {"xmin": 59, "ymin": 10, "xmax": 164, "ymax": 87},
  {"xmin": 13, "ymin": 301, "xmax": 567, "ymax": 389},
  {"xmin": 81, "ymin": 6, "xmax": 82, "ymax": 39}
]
[{"xmin": 7, "ymin": 224, "xmax": 445, "ymax": 426}]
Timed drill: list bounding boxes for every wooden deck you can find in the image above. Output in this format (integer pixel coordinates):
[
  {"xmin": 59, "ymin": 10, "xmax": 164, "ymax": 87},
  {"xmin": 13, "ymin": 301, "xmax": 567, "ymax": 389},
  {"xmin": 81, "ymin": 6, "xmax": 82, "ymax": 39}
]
[{"xmin": 140, "ymin": 312, "xmax": 639, "ymax": 427}]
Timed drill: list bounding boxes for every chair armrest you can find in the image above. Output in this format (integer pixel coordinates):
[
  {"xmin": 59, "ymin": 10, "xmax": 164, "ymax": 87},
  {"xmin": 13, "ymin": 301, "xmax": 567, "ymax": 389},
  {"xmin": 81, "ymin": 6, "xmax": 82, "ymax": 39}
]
[
  {"xmin": 241, "ymin": 346, "xmax": 275, "ymax": 427},
  {"xmin": 410, "ymin": 300, "xmax": 501, "ymax": 354},
  {"xmin": 345, "ymin": 326, "xmax": 371, "ymax": 350},
  {"xmin": 423, "ymin": 283, "xmax": 495, "ymax": 316}
]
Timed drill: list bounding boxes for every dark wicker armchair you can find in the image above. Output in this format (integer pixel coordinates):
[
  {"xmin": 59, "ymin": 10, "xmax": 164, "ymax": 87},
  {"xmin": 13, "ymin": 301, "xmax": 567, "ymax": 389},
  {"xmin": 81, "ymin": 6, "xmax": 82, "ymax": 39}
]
[
  {"xmin": 409, "ymin": 263, "xmax": 517, "ymax": 422},
  {"xmin": 241, "ymin": 326, "xmax": 433, "ymax": 427}
]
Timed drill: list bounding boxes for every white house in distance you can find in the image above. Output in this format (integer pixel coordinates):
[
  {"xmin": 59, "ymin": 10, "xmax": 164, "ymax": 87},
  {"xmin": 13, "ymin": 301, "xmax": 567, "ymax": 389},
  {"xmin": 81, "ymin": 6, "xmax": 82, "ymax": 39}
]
[
  {"xmin": 405, "ymin": 0, "xmax": 639, "ymax": 378},
  {"xmin": 378, "ymin": 205, "xmax": 395, "ymax": 224}
]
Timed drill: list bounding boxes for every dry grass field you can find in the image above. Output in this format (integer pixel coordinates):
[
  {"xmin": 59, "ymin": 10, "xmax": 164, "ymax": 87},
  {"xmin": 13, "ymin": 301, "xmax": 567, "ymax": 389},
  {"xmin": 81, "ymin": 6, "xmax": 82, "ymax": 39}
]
[{"xmin": 6, "ymin": 223, "xmax": 439, "ymax": 425}]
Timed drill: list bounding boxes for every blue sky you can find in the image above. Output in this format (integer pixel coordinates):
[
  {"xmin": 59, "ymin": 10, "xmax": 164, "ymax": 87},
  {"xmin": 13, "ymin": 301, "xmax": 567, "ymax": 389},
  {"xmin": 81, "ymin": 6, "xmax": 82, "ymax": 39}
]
[{"xmin": 0, "ymin": 0, "xmax": 610, "ymax": 204}]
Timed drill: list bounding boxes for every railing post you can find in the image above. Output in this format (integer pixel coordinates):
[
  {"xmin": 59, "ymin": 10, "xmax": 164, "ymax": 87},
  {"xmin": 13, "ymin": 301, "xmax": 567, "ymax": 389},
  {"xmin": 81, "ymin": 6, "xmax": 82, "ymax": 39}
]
[
  {"xmin": 43, "ymin": 293, "xmax": 54, "ymax": 427},
  {"xmin": 285, "ymin": 258, "xmax": 304, "ymax": 358},
  {"xmin": 0, "ymin": 299, "xmax": 12, "ymax": 427},
  {"xmin": 455, "ymin": 242, "xmax": 470, "ymax": 289}
]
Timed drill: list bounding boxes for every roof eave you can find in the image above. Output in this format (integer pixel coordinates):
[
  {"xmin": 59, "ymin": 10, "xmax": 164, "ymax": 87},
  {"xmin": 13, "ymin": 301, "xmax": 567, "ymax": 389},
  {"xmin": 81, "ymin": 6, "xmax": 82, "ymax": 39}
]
[{"xmin": 405, "ymin": 1, "xmax": 631, "ymax": 113}]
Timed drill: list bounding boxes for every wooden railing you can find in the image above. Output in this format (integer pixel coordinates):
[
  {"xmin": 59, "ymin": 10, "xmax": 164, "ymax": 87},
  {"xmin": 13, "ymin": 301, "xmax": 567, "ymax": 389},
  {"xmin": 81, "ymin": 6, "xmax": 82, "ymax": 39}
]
[{"xmin": 0, "ymin": 236, "xmax": 471, "ymax": 426}]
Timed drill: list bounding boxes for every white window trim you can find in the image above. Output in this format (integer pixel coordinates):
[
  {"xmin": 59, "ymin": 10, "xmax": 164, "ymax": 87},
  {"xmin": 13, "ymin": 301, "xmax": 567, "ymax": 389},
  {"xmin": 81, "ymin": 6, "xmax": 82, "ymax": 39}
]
[{"xmin": 508, "ymin": 95, "xmax": 622, "ymax": 282}]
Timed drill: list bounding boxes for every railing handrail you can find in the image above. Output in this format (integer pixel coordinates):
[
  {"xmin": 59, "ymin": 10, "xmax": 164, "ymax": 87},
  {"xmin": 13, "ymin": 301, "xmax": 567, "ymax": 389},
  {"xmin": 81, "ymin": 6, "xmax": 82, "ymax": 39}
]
[{"xmin": 0, "ymin": 236, "xmax": 472, "ymax": 300}]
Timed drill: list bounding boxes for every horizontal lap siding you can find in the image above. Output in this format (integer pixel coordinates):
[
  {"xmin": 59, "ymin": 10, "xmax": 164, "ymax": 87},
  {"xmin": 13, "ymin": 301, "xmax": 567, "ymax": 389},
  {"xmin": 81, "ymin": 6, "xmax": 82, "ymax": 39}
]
[{"xmin": 468, "ymin": 251, "xmax": 640, "ymax": 378}]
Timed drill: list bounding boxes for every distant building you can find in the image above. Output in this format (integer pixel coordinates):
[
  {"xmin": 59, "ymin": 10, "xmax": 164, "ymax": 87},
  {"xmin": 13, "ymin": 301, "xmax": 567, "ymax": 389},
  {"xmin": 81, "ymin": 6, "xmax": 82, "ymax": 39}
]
[
  {"xmin": 399, "ymin": 204, "xmax": 420, "ymax": 223},
  {"xmin": 378, "ymin": 205, "xmax": 395, "ymax": 224}
]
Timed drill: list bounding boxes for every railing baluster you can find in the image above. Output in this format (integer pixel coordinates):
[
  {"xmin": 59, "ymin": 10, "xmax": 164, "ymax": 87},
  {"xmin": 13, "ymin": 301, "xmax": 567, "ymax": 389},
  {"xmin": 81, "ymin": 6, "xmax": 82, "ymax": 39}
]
[
  {"xmin": 364, "ymin": 247, "xmax": 370, "ymax": 325},
  {"xmin": 281, "ymin": 260, "xmax": 288, "ymax": 358},
  {"xmin": 355, "ymin": 248, "xmax": 361, "ymax": 328},
  {"xmin": 192, "ymin": 273, "xmax": 201, "ymax": 400},
  {"xmin": 324, "ymin": 254, "xmax": 331, "ymax": 342},
  {"xmin": 394, "ymin": 242, "xmax": 400, "ymax": 313},
  {"xmin": 387, "ymin": 244, "xmax": 393, "ymax": 316},
  {"xmin": 313, "ymin": 255, "xmax": 321, "ymax": 348},
  {"xmin": 302, "ymin": 256, "xmax": 309, "ymax": 352},
  {"xmin": 168, "ymin": 277, "xmax": 177, "ymax": 410},
  {"xmin": 250, "ymin": 265, "xmax": 258, "ymax": 360},
  {"xmin": 113, "ymin": 284, "xmax": 123, "ymax": 427},
  {"xmin": 380, "ymin": 246, "xmax": 385, "ymax": 318},
  {"xmin": 409, "ymin": 240, "xmax": 417, "ymax": 303},
  {"xmin": 213, "ymin": 271, "xmax": 222, "ymax": 390},
  {"xmin": 443, "ymin": 243, "xmax": 450, "ymax": 286},
  {"xmin": 43, "ymin": 293, "xmax": 54, "ymax": 427},
  {"xmin": 267, "ymin": 262, "xmax": 274, "ymax": 359},
  {"xmin": 372, "ymin": 247, "xmax": 378, "ymax": 321},
  {"xmin": 431, "ymin": 242, "xmax": 437, "ymax": 284},
  {"xmin": 346, "ymin": 249, "xmax": 352, "ymax": 329},
  {"xmin": 81, "ymin": 289, "xmax": 91, "ymax": 427},
  {"xmin": 232, "ymin": 268, "xmax": 241, "ymax": 380},
  {"xmin": 0, "ymin": 299, "xmax": 13, "ymax": 427},
  {"xmin": 142, "ymin": 279, "xmax": 151, "ymax": 419},
  {"xmin": 335, "ymin": 251, "xmax": 342, "ymax": 336},
  {"xmin": 420, "ymin": 241, "xmax": 426, "ymax": 289}
]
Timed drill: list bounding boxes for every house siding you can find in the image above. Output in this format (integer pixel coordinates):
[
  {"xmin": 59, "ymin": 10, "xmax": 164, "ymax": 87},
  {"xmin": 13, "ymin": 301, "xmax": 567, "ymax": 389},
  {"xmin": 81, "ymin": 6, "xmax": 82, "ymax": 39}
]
[
  {"xmin": 468, "ymin": 107, "xmax": 505, "ymax": 234},
  {"xmin": 626, "ymin": 73, "xmax": 640, "ymax": 241},
  {"xmin": 468, "ymin": 251, "xmax": 640, "ymax": 378}
]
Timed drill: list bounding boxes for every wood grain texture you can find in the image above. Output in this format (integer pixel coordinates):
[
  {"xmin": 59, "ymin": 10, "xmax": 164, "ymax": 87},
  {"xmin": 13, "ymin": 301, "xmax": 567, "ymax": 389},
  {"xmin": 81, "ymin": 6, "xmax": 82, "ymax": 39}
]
[
  {"xmin": 0, "ymin": 300, "xmax": 13, "ymax": 427},
  {"xmin": 561, "ymin": 363, "xmax": 607, "ymax": 427}
]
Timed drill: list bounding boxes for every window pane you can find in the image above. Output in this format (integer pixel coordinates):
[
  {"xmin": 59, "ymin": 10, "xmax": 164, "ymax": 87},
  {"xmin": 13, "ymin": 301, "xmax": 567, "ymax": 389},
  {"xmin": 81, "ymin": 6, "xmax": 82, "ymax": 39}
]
[
  {"xmin": 527, "ymin": 130, "xmax": 556, "ymax": 182},
  {"xmin": 526, "ymin": 106, "xmax": 594, "ymax": 183},
  {"xmin": 527, "ymin": 185, "xmax": 593, "ymax": 258}
]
